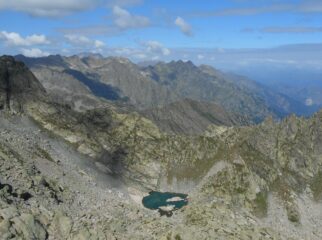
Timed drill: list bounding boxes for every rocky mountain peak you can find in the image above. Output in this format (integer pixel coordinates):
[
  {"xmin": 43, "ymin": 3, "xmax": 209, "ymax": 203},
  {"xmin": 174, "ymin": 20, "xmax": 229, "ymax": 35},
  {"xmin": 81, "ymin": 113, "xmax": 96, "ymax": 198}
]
[
  {"xmin": 0, "ymin": 55, "xmax": 45, "ymax": 112},
  {"xmin": 167, "ymin": 59, "xmax": 197, "ymax": 69},
  {"xmin": 106, "ymin": 56, "xmax": 132, "ymax": 65},
  {"xmin": 15, "ymin": 54, "xmax": 67, "ymax": 68},
  {"xmin": 77, "ymin": 52, "xmax": 104, "ymax": 59},
  {"xmin": 199, "ymin": 64, "xmax": 219, "ymax": 75}
]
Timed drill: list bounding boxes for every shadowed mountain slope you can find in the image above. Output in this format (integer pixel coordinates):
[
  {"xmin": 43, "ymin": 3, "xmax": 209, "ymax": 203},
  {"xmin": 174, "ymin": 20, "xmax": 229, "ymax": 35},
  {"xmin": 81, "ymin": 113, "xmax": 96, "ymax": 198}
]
[
  {"xmin": 142, "ymin": 98, "xmax": 249, "ymax": 135},
  {"xmin": 0, "ymin": 55, "xmax": 45, "ymax": 112}
]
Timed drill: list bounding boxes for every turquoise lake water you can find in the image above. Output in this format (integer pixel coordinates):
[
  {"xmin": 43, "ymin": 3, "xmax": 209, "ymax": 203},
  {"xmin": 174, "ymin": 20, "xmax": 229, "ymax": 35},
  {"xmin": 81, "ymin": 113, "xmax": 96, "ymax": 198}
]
[{"xmin": 142, "ymin": 191, "xmax": 188, "ymax": 210}]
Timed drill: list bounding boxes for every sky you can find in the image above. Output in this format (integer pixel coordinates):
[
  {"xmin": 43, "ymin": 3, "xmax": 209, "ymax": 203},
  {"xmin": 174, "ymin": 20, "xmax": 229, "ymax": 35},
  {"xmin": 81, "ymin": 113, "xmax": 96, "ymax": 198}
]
[{"xmin": 0, "ymin": 0, "xmax": 322, "ymax": 71}]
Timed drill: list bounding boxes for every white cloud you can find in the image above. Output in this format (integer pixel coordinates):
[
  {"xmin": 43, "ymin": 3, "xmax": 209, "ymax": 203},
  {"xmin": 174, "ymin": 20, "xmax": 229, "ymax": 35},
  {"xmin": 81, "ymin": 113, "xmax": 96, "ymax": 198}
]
[
  {"xmin": 0, "ymin": 31, "xmax": 50, "ymax": 46},
  {"xmin": 162, "ymin": 48, "xmax": 171, "ymax": 56},
  {"xmin": 174, "ymin": 17, "xmax": 193, "ymax": 36},
  {"xmin": 134, "ymin": 53, "xmax": 147, "ymax": 59},
  {"xmin": 144, "ymin": 41, "xmax": 171, "ymax": 56},
  {"xmin": 152, "ymin": 56, "xmax": 160, "ymax": 61},
  {"xmin": 197, "ymin": 54, "xmax": 205, "ymax": 60},
  {"xmin": 114, "ymin": 47, "xmax": 135, "ymax": 55},
  {"xmin": 113, "ymin": 6, "xmax": 150, "ymax": 29},
  {"xmin": 0, "ymin": 0, "xmax": 100, "ymax": 17},
  {"xmin": 94, "ymin": 40, "xmax": 105, "ymax": 48},
  {"xmin": 0, "ymin": 0, "xmax": 146, "ymax": 17},
  {"xmin": 21, "ymin": 48, "xmax": 50, "ymax": 57},
  {"xmin": 261, "ymin": 26, "xmax": 322, "ymax": 33},
  {"xmin": 65, "ymin": 34, "xmax": 91, "ymax": 45},
  {"xmin": 107, "ymin": 0, "xmax": 143, "ymax": 7},
  {"xmin": 65, "ymin": 34, "xmax": 105, "ymax": 48},
  {"xmin": 108, "ymin": 47, "xmax": 165, "ymax": 61},
  {"xmin": 305, "ymin": 98, "xmax": 314, "ymax": 106},
  {"xmin": 208, "ymin": 1, "xmax": 322, "ymax": 17}
]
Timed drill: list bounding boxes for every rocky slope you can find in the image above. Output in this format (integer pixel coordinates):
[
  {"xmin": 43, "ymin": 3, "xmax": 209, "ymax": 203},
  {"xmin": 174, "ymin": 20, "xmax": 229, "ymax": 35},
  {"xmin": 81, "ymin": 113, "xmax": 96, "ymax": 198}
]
[
  {"xmin": 141, "ymin": 98, "xmax": 248, "ymax": 135},
  {"xmin": 1, "ymin": 56, "xmax": 322, "ymax": 239},
  {"xmin": 14, "ymin": 55, "xmax": 118, "ymax": 112}
]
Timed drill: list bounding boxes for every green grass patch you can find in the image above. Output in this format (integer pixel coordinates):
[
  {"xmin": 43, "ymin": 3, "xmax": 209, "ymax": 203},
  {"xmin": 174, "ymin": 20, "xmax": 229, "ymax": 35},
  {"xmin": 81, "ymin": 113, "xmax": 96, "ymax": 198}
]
[
  {"xmin": 310, "ymin": 171, "xmax": 322, "ymax": 201},
  {"xmin": 252, "ymin": 191, "xmax": 268, "ymax": 218},
  {"xmin": 35, "ymin": 146, "xmax": 55, "ymax": 163}
]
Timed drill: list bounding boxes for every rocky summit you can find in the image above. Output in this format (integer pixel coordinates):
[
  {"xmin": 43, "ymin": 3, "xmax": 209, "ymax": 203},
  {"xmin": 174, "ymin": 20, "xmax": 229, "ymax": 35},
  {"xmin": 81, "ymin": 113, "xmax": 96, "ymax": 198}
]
[{"xmin": 1, "ymin": 56, "xmax": 322, "ymax": 240}]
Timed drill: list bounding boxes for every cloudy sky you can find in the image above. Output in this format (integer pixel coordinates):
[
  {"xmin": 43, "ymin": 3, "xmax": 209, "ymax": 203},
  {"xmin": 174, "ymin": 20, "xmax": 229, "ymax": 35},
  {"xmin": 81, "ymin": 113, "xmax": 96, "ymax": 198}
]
[{"xmin": 0, "ymin": 0, "xmax": 321, "ymax": 71}]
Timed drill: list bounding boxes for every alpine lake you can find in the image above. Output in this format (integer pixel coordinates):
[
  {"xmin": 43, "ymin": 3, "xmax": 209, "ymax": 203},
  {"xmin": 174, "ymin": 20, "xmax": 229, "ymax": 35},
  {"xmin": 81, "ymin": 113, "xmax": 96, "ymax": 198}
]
[{"xmin": 142, "ymin": 191, "xmax": 188, "ymax": 217}]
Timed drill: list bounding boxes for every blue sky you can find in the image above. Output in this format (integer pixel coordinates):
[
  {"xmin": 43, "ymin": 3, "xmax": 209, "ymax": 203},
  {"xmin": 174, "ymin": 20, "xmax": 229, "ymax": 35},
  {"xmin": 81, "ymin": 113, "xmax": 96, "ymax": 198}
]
[{"xmin": 0, "ymin": 0, "xmax": 321, "ymax": 70}]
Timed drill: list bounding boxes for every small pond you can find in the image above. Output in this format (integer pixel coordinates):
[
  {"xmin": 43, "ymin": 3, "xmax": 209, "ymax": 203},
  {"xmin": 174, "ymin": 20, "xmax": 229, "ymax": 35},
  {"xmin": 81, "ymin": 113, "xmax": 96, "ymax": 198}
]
[{"xmin": 142, "ymin": 191, "xmax": 188, "ymax": 217}]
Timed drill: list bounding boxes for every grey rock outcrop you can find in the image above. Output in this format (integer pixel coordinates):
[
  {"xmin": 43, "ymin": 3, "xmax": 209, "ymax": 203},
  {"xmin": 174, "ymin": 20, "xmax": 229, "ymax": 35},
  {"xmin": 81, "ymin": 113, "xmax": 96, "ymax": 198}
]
[{"xmin": 0, "ymin": 56, "xmax": 45, "ymax": 113}]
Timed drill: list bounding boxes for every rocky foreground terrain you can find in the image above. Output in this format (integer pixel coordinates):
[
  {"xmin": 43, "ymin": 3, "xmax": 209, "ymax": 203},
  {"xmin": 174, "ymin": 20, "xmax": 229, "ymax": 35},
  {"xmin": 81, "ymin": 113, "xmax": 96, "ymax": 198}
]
[{"xmin": 1, "ymin": 55, "xmax": 322, "ymax": 239}]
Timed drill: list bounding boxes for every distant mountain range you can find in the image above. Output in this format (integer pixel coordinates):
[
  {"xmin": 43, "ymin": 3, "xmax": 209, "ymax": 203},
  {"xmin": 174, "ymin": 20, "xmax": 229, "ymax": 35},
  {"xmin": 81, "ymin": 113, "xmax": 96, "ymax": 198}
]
[
  {"xmin": 15, "ymin": 54, "xmax": 317, "ymax": 134},
  {"xmin": 235, "ymin": 66, "xmax": 322, "ymax": 110}
]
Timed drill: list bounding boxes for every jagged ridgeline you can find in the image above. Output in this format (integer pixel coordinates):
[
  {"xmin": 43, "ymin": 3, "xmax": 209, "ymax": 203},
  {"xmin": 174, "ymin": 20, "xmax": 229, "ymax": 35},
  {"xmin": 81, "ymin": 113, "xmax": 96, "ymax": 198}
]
[
  {"xmin": 1, "ymin": 56, "xmax": 322, "ymax": 239},
  {"xmin": 15, "ymin": 54, "xmax": 314, "ymax": 129}
]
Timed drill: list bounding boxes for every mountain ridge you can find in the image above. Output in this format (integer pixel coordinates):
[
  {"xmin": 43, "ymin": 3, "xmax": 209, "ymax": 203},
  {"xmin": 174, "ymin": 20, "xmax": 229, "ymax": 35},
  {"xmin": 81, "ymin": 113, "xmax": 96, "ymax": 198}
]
[
  {"xmin": 1, "ymin": 56, "xmax": 322, "ymax": 239},
  {"xmin": 142, "ymin": 98, "xmax": 249, "ymax": 135}
]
